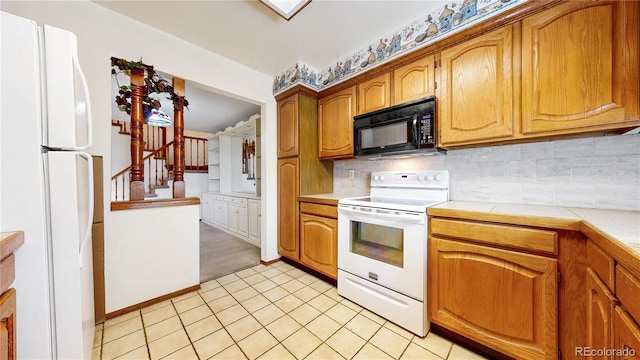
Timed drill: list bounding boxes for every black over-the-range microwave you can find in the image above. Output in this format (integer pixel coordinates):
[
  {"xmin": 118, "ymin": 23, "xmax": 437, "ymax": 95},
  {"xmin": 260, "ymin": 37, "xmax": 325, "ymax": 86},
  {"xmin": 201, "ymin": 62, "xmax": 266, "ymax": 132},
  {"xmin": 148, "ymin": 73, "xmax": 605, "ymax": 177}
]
[{"xmin": 353, "ymin": 96, "xmax": 443, "ymax": 158}]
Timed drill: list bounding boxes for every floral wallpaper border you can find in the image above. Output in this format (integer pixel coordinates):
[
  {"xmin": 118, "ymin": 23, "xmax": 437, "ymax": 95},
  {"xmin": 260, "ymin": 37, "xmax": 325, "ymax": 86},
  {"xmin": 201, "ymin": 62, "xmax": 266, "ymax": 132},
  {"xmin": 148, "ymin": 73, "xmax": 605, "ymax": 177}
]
[{"xmin": 273, "ymin": 0, "xmax": 525, "ymax": 95}]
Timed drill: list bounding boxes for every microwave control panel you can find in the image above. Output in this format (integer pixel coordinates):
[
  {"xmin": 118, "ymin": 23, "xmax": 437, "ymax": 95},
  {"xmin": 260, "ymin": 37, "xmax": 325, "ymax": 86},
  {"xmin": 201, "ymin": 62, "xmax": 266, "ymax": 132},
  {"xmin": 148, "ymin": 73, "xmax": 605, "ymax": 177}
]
[{"xmin": 420, "ymin": 113, "xmax": 433, "ymax": 145}]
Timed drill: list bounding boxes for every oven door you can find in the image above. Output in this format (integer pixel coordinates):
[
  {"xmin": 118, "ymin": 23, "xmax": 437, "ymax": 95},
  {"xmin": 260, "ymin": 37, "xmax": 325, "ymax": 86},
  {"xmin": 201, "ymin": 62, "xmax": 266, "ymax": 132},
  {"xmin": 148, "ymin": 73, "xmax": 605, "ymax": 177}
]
[{"xmin": 337, "ymin": 204, "xmax": 426, "ymax": 301}]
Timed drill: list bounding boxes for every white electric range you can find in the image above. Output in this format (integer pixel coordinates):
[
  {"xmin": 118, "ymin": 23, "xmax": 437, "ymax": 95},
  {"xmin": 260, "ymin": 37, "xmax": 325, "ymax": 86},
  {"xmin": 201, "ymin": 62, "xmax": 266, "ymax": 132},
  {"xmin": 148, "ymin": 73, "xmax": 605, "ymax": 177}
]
[{"xmin": 337, "ymin": 170, "xmax": 450, "ymax": 336}]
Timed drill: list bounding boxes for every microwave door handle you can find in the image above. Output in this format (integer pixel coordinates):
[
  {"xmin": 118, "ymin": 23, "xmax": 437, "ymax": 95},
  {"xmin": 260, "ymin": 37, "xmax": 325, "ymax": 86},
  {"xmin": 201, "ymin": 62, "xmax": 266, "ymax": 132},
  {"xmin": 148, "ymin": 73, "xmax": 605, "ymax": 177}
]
[{"xmin": 413, "ymin": 114, "xmax": 419, "ymax": 146}]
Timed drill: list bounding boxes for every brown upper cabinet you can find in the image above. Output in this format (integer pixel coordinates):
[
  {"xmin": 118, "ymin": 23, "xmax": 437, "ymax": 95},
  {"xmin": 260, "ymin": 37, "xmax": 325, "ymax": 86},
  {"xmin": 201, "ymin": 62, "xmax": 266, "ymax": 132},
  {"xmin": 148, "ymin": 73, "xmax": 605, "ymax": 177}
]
[
  {"xmin": 310, "ymin": 1, "xmax": 639, "ymax": 151},
  {"xmin": 521, "ymin": 1, "xmax": 640, "ymax": 136},
  {"xmin": 438, "ymin": 25, "xmax": 519, "ymax": 147},
  {"xmin": 277, "ymin": 93, "xmax": 299, "ymax": 159},
  {"xmin": 318, "ymin": 86, "xmax": 357, "ymax": 159},
  {"xmin": 392, "ymin": 54, "xmax": 436, "ymax": 105},
  {"xmin": 357, "ymin": 73, "xmax": 390, "ymax": 115}
]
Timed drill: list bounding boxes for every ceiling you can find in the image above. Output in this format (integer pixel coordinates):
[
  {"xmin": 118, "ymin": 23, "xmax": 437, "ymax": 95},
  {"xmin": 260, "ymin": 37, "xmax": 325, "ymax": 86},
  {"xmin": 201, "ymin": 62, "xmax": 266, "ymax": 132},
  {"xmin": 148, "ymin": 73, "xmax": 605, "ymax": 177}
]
[{"xmin": 100, "ymin": 0, "xmax": 447, "ymax": 134}]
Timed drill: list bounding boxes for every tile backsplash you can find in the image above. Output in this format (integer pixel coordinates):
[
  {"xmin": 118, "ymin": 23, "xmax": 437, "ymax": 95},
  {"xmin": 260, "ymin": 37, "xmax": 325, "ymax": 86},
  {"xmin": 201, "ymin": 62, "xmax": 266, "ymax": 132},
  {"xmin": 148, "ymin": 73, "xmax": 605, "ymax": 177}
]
[{"xmin": 334, "ymin": 134, "xmax": 640, "ymax": 211}]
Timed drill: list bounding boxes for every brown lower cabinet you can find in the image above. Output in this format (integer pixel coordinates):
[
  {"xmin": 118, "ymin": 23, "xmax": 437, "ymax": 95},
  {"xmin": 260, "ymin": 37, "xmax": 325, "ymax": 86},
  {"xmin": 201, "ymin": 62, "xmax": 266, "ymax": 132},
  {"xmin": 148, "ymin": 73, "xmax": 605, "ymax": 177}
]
[
  {"xmin": 299, "ymin": 202, "xmax": 338, "ymax": 279},
  {"xmin": 428, "ymin": 213, "xmax": 640, "ymax": 360},
  {"xmin": 586, "ymin": 268, "xmax": 617, "ymax": 357},
  {"xmin": 429, "ymin": 233, "xmax": 558, "ymax": 360},
  {"xmin": 0, "ymin": 231, "xmax": 22, "ymax": 360},
  {"xmin": 614, "ymin": 307, "xmax": 640, "ymax": 360},
  {"xmin": 0, "ymin": 288, "xmax": 16, "ymax": 360},
  {"xmin": 585, "ymin": 240, "xmax": 640, "ymax": 360}
]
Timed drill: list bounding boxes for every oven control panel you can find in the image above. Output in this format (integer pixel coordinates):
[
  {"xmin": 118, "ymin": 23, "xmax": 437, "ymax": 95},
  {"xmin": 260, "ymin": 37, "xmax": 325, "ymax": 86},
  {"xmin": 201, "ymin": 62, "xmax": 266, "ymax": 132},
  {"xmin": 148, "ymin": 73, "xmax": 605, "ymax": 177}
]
[{"xmin": 370, "ymin": 170, "xmax": 450, "ymax": 189}]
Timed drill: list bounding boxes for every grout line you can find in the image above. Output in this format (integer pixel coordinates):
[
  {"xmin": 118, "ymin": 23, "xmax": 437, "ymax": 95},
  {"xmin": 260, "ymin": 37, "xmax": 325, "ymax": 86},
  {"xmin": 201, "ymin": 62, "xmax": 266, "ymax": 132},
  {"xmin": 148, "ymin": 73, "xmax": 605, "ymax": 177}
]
[
  {"xmin": 167, "ymin": 298, "xmax": 200, "ymax": 360},
  {"xmin": 137, "ymin": 310, "xmax": 151, "ymax": 360},
  {"xmin": 201, "ymin": 284, "xmax": 250, "ymax": 359},
  {"xmin": 96, "ymin": 262, "xmax": 464, "ymax": 360}
]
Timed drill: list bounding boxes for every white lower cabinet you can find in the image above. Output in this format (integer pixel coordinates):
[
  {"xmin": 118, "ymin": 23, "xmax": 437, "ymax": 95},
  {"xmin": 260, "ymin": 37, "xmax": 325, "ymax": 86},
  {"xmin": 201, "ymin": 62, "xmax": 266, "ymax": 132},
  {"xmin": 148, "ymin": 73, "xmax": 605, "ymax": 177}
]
[
  {"xmin": 201, "ymin": 193, "xmax": 214, "ymax": 223},
  {"xmin": 228, "ymin": 197, "xmax": 248, "ymax": 237},
  {"xmin": 202, "ymin": 192, "xmax": 259, "ymax": 246},
  {"xmin": 213, "ymin": 197, "xmax": 229, "ymax": 229},
  {"xmin": 248, "ymin": 199, "xmax": 260, "ymax": 246}
]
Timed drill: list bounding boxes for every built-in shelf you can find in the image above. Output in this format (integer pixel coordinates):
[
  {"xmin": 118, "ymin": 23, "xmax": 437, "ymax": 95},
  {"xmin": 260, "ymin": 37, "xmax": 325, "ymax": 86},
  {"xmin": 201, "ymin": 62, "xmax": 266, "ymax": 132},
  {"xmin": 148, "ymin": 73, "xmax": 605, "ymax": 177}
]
[{"xmin": 207, "ymin": 114, "xmax": 260, "ymax": 195}]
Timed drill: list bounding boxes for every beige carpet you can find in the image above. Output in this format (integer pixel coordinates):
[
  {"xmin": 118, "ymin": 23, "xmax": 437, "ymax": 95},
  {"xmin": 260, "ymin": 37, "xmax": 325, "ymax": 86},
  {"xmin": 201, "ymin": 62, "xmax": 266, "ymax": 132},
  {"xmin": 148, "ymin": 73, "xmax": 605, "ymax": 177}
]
[{"xmin": 199, "ymin": 221, "xmax": 260, "ymax": 283}]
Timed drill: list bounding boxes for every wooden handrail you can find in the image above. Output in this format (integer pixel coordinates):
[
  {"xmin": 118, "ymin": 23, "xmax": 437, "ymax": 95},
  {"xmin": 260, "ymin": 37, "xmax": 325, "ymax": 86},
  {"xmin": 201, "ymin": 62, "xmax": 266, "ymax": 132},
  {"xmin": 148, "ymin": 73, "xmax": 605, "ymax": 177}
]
[
  {"xmin": 111, "ymin": 141, "xmax": 175, "ymax": 181},
  {"xmin": 111, "ymin": 135, "xmax": 208, "ymax": 202},
  {"xmin": 112, "ymin": 120, "xmax": 167, "ymax": 152}
]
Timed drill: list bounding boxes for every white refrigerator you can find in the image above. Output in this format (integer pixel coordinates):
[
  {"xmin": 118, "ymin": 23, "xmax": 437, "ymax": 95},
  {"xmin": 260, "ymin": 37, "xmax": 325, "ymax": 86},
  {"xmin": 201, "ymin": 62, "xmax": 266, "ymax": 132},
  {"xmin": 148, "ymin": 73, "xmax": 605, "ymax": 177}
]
[{"xmin": 0, "ymin": 11, "xmax": 95, "ymax": 360}]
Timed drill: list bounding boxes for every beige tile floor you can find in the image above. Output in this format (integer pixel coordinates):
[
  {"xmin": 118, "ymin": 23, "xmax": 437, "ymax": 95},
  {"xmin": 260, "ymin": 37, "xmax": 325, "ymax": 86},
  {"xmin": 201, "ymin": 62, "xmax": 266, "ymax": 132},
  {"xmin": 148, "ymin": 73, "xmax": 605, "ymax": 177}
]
[{"xmin": 92, "ymin": 261, "xmax": 487, "ymax": 360}]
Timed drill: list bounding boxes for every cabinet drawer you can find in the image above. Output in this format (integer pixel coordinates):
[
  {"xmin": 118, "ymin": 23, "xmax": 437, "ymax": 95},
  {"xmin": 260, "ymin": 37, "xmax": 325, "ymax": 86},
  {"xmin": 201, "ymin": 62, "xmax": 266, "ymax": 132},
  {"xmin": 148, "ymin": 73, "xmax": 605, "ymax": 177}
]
[
  {"xmin": 616, "ymin": 265, "xmax": 640, "ymax": 324},
  {"xmin": 214, "ymin": 195, "xmax": 230, "ymax": 202},
  {"xmin": 587, "ymin": 240, "xmax": 615, "ymax": 290},
  {"xmin": 229, "ymin": 197, "xmax": 248, "ymax": 206},
  {"xmin": 299, "ymin": 202, "xmax": 337, "ymax": 219},
  {"xmin": 430, "ymin": 218, "xmax": 557, "ymax": 255}
]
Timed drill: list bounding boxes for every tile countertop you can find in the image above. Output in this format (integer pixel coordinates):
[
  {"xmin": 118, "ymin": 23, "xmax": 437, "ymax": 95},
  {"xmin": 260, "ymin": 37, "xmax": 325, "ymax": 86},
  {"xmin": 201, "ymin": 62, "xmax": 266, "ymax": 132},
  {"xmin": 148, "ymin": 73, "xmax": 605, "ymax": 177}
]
[{"xmin": 428, "ymin": 201, "xmax": 640, "ymax": 275}]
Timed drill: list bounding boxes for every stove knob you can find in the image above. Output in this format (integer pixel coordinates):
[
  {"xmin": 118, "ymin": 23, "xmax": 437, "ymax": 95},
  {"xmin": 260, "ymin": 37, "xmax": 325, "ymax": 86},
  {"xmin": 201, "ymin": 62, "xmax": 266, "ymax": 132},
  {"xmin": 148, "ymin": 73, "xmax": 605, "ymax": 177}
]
[
  {"xmin": 418, "ymin": 175, "xmax": 425, "ymax": 181},
  {"xmin": 426, "ymin": 175, "xmax": 434, "ymax": 181},
  {"xmin": 379, "ymin": 175, "xmax": 385, "ymax": 181},
  {"xmin": 435, "ymin": 174, "xmax": 442, "ymax": 181},
  {"xmin": 373, "ymin": 175, "xmax": 379, "ymax": 181}
]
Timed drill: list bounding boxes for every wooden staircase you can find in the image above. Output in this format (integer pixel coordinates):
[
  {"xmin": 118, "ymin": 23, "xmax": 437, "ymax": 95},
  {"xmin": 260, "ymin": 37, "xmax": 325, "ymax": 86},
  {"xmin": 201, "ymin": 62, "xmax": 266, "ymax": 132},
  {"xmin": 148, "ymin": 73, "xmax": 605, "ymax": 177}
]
[{"xmin": 111, "ymin": 120, "xmax": 208, "ymax": 201}]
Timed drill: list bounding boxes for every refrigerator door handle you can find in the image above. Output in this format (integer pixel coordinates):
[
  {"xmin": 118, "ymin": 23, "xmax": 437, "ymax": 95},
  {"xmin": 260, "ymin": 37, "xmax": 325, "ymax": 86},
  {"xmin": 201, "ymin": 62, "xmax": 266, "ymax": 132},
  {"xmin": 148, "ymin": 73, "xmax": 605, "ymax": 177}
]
[
  {"xmin": 77, "ymin": 152, "xmax": 94, "ymax": 268},
  {"xmin": 72, "ymin": 53, "xmax": 92, "ymax": 150}
]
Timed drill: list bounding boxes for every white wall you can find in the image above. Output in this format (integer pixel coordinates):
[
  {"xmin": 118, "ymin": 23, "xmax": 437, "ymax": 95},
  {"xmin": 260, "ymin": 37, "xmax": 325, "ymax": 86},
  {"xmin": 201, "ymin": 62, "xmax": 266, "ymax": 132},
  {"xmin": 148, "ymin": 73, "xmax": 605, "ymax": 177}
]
[
  {"xmin": 334, "ymin": 133, "xmax": 640, "ymax": 211},
  {"xmin": 108, "ymin": 205, "xmax": 200, "ymax": 312},
  {"xmin": 1, "ymin": 1, "xmax": 280, "ymax": 352}
]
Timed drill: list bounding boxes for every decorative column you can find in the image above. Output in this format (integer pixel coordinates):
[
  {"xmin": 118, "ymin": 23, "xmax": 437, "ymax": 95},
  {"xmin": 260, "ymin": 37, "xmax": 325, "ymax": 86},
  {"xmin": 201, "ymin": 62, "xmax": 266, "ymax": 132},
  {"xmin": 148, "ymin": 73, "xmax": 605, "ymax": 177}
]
[
  {"xmin": 129, "ymin": 69, "xmax": 145, "ymax": 201},
  {"xmin": 172, "ymin": 77, "xmax": 186, "ymax": 198}
]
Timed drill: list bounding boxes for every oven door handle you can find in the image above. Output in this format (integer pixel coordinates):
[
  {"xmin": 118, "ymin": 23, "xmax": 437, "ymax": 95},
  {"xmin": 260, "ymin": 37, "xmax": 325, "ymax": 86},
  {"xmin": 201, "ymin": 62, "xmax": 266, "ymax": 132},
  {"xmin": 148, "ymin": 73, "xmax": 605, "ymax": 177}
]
[{"xmin": 338, "ymin": 206, "xmax": 425, "ymax": 223}]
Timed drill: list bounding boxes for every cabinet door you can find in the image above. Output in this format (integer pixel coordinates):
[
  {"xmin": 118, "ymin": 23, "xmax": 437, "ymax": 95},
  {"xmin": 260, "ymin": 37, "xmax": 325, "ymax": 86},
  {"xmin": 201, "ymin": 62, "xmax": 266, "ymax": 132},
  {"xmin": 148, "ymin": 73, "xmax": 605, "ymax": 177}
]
[
  {"xmin": 429, "ymin": 237, "xmax": 557, "ymax": 360},
  {"xmin": 318, "ymin": 86, "xmax": 356, "ymax": 159},
  {"xmin": 614, "ymin": 307, "xmax": 640, "ymax": 360},
  {"xmin": 248, "ymin": 200, "xmax": 261, "ymax": 244},
  {"xmin": 0, "ymin": 289, "xmax": 16, "ymax": 360},
  {"xmin": 213, "ymin": 200, "xmax": 228, "ymax": 229},
  {"xmin": 522, "ymin": 1, "xmax": 640, "ymax": 135},
  {"xmin": 277, "ymin": 93, "xmax": 299, "ymax": 158},
  {"xmin": 278, "ymin": 158, "xmax": 299, "ymax": 260},
  {"xmin": 228, "ymin": 203, "xmax": 238, "ymax": 233},
  {"xmin": 586, "ymin": 268, "xmax": 617, "ymax": 357},
  {"xmin": 201, "ymin": 193, "xmax": 214, "ymax": 223},
  {"xmin": 357, "ymin": 73, "xmax": 390, "ymax": 115},
  {"xmin": 438, "ymin": 25, "xmax": 518, "ymax": 147},
  {"xmin": 237, "ymin": 204, "xmax": 248, "ymax": 238},
  {"xmin": 299, "ymin": 213, "xmax": 338, "ymax": 279},
  {"xmin": 392, "ymin": 54, "xmax": 436, "ymax": 105}
]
